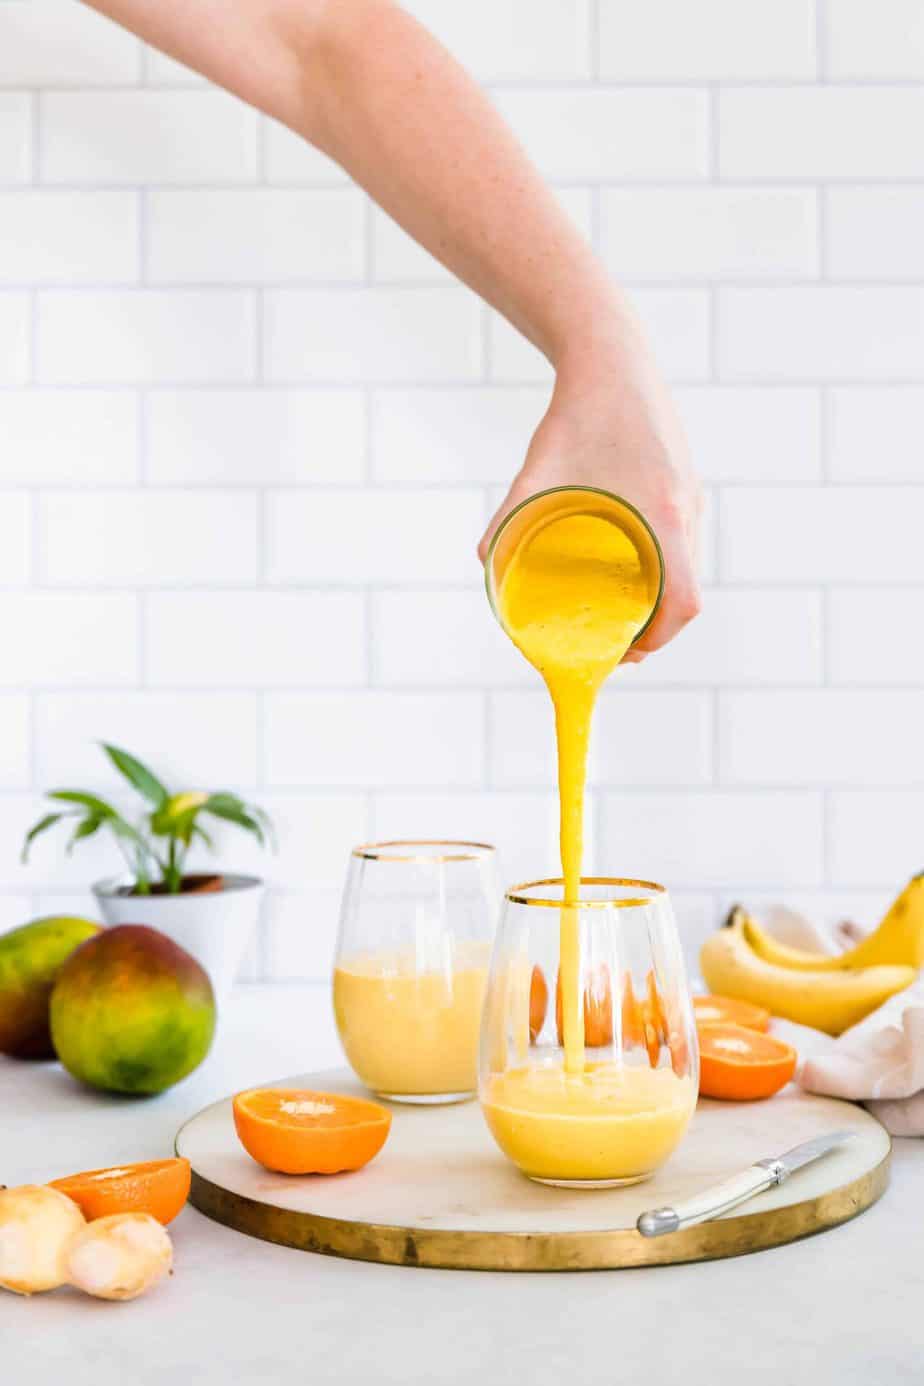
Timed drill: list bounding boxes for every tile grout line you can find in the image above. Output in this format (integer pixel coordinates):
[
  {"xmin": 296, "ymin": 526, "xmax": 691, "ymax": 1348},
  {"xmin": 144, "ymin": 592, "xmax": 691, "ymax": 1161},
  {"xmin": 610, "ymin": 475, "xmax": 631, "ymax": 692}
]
[
  {"xmin": 588, "ymin": 0, "xmax": 600, "ymax": 81},
  {"xmin": 816, "ymin": 0, "xmax": 829, "ymax": 83}
]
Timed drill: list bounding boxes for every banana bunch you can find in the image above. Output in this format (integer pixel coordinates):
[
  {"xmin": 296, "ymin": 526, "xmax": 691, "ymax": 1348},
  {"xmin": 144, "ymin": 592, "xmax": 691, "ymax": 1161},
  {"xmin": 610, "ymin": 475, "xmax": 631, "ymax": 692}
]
[{"xmin": 700, "ymin": 875, "xmax": 924, "ymax": 1037}]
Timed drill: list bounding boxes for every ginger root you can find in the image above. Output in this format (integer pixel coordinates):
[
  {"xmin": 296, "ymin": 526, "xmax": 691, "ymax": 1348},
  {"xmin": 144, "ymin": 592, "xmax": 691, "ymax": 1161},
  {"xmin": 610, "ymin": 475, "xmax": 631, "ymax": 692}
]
[
  {"xmin": 65, "ymin": 1213, "xmax": 173, "ymax": 1301},
  {"xmin": 0, "ymin": 1188, "xmax": 172, "ymax": 1302},
  {"xmin": 0, "ymin": 1185, "xmax": 86, "ymax": 1295}
]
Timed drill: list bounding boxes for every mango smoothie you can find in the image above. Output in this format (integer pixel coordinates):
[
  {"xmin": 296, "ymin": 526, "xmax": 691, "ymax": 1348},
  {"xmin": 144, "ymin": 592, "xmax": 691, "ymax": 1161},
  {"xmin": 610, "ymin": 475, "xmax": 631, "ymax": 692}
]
[
  {"xmin": 485, "ymin": 494, "xmax": 694, "ymax": 1182},
  {"xmin": 333, "ymin": 942, "xmax": 490, "ymax": 1098},
  {"xmin": 481, "ymin": 1064, "xmax": 695, "ymax": 1184}
]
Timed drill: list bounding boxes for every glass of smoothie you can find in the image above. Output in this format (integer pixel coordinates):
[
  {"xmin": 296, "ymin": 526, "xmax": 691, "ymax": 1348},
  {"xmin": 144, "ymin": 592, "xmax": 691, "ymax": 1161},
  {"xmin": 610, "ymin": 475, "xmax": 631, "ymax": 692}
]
[
  {"xmin": 333, "ymin": 841, "xmax": 499, "ymax": 1104},
  {"xmin": 479, "ymin": 877, "xmax": 698, "ymax": 1187}
]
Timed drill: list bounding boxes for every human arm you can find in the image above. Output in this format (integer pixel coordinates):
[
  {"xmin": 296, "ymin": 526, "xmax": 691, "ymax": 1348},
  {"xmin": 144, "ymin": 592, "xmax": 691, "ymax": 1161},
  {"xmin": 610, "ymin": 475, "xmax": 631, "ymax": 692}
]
[{"xmin": 84, "ymin": 0, "xmax": 701, "ymax": 654}]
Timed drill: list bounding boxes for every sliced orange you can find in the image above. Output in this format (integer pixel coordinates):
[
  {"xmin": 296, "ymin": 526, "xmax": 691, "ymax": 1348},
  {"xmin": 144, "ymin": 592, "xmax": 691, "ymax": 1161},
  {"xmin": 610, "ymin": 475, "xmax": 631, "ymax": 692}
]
[
  {"xmin": 694, "ymin": 994, "xmax": 771, "ymax": 1033},
  {"xmin": 643, "ymin": 971, "xmax": 667, "ymax": 1066},
  {"xmin": 668, "ymin": 1029, "xmax": 690, "ymax": 1078},
  {"xmin": 50, "ymin": 1158, "xmax": 191, "ymax": 1225},
  {"xmin": 621, "ymin": 977, "xmax": 645, "ymax": 1048},
  {"xmin": 698, "ymin": 1023, "xmax": 797, "ymax": 1102},
  {"xmin": 555, "ymin": 963, "xmax": 614, "ymax": 1048},
  {"xmin": 529, "ymin": 965, "xmax": 549, "ymax": 1043},
  {"xmin": 232, "ymin": 1088, "xmax": 391, "ymax": 1175}
]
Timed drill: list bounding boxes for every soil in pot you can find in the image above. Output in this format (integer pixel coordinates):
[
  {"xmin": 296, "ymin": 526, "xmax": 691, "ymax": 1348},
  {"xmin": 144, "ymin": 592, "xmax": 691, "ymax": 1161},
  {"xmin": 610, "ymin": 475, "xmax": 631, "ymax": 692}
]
[{"xmin": 115, "ymin": 875, "xmax": 225, "ymax": 898}]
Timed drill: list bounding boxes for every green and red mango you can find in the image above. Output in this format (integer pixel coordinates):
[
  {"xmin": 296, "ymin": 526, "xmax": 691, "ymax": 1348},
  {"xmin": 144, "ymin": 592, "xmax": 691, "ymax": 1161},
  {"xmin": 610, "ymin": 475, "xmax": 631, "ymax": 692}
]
[
  {"xmin": 50, "ymin": 924, "xmax": 216, "ymax": 1094},
  {"xmin": 0, "ymin": 916, "xmax": 101, "ymax": 1059}
]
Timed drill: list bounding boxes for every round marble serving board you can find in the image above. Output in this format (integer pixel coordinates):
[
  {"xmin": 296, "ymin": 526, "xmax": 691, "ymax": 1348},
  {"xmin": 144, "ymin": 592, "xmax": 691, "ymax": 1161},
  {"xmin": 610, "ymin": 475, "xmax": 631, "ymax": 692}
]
[{"xmin": 176, "ymin": 1066, "xmax": 890, "ymax": 1272}]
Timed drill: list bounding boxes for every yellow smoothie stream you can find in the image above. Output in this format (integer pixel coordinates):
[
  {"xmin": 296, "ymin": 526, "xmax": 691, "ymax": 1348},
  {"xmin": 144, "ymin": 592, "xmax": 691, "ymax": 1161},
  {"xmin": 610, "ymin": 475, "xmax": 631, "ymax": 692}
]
[{"xmin": 482, "ymin": 499, "xmax": 694, "ymax": 1182}]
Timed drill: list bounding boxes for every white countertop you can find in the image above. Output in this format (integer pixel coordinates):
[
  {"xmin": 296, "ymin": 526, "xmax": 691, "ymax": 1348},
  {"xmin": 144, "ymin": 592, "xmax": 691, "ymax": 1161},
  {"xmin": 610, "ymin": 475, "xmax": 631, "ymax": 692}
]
[{"xmin": 3, "ymin": 985, "xmax": 922, "ymax": 1385}]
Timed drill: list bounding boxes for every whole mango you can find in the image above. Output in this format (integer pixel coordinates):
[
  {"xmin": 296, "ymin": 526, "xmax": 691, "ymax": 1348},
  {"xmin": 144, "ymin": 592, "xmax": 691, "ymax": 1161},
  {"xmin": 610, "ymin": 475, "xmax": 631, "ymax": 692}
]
[
  {"xmin": 0, "ymin": 916, "xmax": 101, "ymax": 1059},
  {"xmin": 50, "ymin": 925, "xmax": 215, "ymax": 1094}
]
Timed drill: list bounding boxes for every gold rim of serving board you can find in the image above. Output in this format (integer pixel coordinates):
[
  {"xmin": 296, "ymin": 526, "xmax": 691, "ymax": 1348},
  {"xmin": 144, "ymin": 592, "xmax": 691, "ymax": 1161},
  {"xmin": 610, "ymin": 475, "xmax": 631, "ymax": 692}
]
[
  {"xmin": 506, "ymin": 876, "xmax": 666, "ymax": 908},
  {"xmin": 176, "ymin": 1116, "xmax": 890, "ymax": 1273},
  {"xmin": 351, "ymin": 839, "xmax": 497, "ymax": 863},
  {"xmin": 482, "ymin": 484, "xmax": 666, "ymax": 649}
]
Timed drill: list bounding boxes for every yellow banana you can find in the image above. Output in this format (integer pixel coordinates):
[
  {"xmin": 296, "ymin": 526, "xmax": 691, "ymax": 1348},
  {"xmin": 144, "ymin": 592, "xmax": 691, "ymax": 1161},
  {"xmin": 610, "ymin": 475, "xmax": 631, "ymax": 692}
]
[
  {"xmin": 738, "ymin": 874, "xmax": 924, "ymax": 973},
  {"xmin": 700, "ymin": 910, "xmax": 915, "ymax": 1036},
  {"xmin": 737, "ymin": 912, "xmax": 843, "ymax": 972}
]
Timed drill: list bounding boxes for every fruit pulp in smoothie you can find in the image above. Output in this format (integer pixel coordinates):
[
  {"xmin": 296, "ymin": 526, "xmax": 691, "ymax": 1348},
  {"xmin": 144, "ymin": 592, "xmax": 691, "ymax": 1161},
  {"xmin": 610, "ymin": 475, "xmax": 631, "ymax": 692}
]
[
  {"xmin": 333, "ymin": 942, "xmax": 490, "ymax": 1096},
  {"xmin": 488, "ymin": 506, "xmax": 693, "ymax": 1180}
]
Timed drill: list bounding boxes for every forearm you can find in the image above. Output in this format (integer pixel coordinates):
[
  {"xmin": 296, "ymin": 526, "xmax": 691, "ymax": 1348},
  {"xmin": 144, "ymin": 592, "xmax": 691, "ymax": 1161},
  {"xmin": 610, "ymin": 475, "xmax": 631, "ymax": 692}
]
[
  {"xmin": 295, "ymin": 2, "xmax": 629, "ymax": 367},
  {"xmin": 84, "ymin": 0, "xmax": 700, "ymax": 651},
  {"xmin": 84, "ymin": 0, "xmax": 627, "ymax": 367}
]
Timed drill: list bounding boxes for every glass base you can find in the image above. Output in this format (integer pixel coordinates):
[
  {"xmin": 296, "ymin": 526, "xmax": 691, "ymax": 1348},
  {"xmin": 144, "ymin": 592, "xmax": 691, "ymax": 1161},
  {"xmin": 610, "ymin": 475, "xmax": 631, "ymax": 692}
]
[
  {"xmin": 529, "ymin": 1171, "xmax": 653, "ymax": 1189},
  {"xmin": 376, "ymin": 1089, "xmax": 475, "ymax": 1106}
]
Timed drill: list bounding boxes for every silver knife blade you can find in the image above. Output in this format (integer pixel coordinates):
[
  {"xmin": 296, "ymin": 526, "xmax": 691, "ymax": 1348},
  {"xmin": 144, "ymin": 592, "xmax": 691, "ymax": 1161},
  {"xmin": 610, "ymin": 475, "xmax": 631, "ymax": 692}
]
[{"xmin": 757, "ymin": 1129, "xmax": 854, "ymax": 1183}]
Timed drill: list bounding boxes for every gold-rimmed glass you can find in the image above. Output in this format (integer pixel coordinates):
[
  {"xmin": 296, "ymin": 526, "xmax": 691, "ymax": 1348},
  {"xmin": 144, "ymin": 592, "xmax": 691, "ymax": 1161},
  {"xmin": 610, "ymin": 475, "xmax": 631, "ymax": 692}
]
[
  {"xmin": 333, "ymin": 840, "xmax": 499, "ymax": 1104},
  {"xmin": 479, "ymin": 877, "xmax": 699, "ymax": 1187},
  {"xmin": 483, "ymin": 486, "xmax": 665, "ymax": 649}
]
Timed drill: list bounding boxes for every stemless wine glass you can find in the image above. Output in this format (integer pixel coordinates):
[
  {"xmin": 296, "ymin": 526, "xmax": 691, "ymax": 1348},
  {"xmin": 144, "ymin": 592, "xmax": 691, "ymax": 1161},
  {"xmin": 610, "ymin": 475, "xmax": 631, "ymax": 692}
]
[
  {"xmin": 479, "ymin": 877, "xmax": 698, "ymax": 1187},
  {"xmin": 333, "ymin": 841, "xmax": 500, "ymax": 1104}
]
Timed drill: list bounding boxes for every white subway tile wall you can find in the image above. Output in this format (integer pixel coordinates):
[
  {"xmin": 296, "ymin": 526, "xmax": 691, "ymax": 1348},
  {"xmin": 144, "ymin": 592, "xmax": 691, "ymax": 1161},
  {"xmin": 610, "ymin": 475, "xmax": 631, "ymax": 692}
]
[
  {"xmin": 598, "ymin": 0, "xmax": 817, "ymax": 81},
  {"xmin": 0, "ymin": 94, "xmax": 31, "ymax": 183},
  {"xmin": 1, "ymin": 0, "xmax": 921, "ymax": 980}
]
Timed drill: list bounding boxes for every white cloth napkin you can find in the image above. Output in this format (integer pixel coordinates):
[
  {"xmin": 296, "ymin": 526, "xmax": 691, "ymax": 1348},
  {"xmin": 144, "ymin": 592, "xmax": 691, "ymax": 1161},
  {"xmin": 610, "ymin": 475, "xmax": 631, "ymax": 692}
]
[{"xmin": 760, "ymin": 906, "xmax": 924, "ymax": 1135}]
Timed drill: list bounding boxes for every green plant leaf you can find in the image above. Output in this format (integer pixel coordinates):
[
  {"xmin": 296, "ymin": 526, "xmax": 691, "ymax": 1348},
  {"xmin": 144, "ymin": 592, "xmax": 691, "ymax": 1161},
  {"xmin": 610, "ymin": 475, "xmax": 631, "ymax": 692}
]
[
  {"xmin": 105, "ymin": 815, "xmax": 161, "ymax": 890},
  {"xmin": 203, "ymin": 792, "xmax": 245, "ymax": 812},
  {"xmin": 66, "ymin": 814, "xmax": 104, "ymax": 855},
  {"xmin": 167, "ymin": 809, "xmax": 199, "ymax": 848},
  {"xmin": 108, "ymin": 815, "xmax": 152, "ymax": 853},
  {"xmin": 250, "ymin": 805, "xmax": 277, "ymax": 851},
  {"xmin": 149, "ymin": 791, "xmax": 209, "ymax": 840},
  {"xmin": 100, "ymin": 743, "xmax": 168, "ymax": 808},
  {"xmin": 21, "ymin": 811, "xmax": 72, "ymax": 863},
  {"xmin": 203, "ymin": 795, "xmax": 264, "ymax": 844},
  {"xmin": 204, "ymin": 793, "xmax": 276, "ymax": 851},
  {"xmin": 47, "ymin": 789, "xmax": 119, "ymax": 818},
  {"xmin": 192, "ymin": 823, "xmax": 215, "ymax": 851}
]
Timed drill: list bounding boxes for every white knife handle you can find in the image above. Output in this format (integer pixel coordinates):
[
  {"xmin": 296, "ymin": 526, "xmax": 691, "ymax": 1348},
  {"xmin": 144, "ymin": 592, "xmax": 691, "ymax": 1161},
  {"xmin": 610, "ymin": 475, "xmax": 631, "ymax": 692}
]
[{"xmin": 637, "ymin": 1165, "xmax": 775, "ymax": 1238}]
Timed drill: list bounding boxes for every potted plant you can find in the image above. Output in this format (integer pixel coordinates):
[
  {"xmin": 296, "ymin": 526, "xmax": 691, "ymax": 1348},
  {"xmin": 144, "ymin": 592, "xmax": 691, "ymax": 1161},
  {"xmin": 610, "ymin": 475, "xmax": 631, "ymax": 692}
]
[{"xmin": 23, "ymin": 744, "xmax": 273, "ymax": 1003}]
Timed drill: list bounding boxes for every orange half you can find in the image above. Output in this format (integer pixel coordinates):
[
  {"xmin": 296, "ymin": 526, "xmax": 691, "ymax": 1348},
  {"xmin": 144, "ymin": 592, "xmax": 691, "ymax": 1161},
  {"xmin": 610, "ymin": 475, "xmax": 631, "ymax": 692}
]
[
  {"xmin": 694, "ymin": 994, "xmax": 771, "ymax": 1033},
  {"xmin": 698, "ymin": 1023, "xmax": 797, "ymax": 1102},
  {"xmin": 232, "ymin": 1088, "xmax": 392, "ymax": 1175},
  {"xmin": 50, "ymin": 1157, "xmax": 191, "ymax": 1225}
]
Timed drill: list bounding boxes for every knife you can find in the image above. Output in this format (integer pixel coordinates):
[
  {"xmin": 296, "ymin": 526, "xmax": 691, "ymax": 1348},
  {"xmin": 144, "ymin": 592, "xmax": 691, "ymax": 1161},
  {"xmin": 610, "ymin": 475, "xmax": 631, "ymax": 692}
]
[{"xmin": 637, "ymin": 1131, "xmax": 854, "ymax": 1238}]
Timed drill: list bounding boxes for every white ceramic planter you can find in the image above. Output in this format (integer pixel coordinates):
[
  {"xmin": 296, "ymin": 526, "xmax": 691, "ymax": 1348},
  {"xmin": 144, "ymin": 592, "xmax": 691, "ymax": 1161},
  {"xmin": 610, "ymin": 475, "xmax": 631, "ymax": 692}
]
[{"xmin": 92, "ymin": 873, "xmax": 264, "ymax": 1006}]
